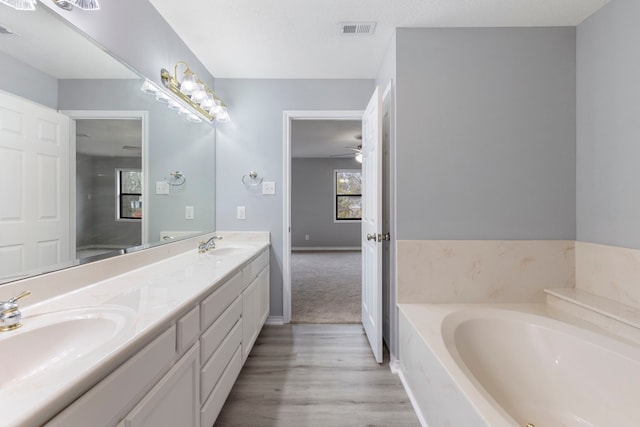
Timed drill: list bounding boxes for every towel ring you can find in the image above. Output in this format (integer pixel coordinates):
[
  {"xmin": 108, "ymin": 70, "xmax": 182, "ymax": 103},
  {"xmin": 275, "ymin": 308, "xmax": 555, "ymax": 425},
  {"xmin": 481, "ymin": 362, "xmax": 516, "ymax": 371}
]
[
  {"xmin": 167, "ymin": 171, "xmax": 186, "ymax": 186},
  {"xmin": 242, "ymin": 171, "xmax": 263, "ymax": 186}
]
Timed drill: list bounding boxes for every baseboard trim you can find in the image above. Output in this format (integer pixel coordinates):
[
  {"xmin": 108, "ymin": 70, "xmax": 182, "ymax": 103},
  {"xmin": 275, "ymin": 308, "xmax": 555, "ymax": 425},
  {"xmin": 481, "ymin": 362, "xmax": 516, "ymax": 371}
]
[
  {"xmin": 389, "ymin": 357, "xmax": 401, "ymax": 374},
  {"xmin": 291, "ymin": 247, "xmax": 361, "ymax": 251},
  {"xmin": 266, "ymin": 316, "xmax": 284, "ymax": 325},
  {"xmin": 397, "ymin": 366, "xmax": 429, "ymax": 427}
]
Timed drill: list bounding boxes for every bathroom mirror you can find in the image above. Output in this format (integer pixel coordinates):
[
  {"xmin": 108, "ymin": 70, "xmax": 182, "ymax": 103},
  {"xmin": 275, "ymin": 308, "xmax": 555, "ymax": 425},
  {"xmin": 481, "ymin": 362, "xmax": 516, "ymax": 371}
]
[{"xmin": 0, "ymin": 5, "xmax": 216, "ymax": 284}]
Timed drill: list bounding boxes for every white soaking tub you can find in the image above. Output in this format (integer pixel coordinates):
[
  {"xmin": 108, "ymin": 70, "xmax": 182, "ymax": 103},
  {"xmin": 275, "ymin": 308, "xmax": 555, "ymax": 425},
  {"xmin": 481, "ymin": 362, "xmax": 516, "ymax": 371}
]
[{"xmin": 398, "ymin": 304, "xmax": 640, "ymax": 427}]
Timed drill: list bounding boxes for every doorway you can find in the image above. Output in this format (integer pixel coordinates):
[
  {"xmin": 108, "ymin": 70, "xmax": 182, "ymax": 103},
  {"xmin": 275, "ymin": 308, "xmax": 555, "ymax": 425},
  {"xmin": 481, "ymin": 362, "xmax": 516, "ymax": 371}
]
[
  {"xmin": 289, "ymin": 118, "xmax": 363, "ymax": 323},
  {"xmin": 65, "ymin": 111, "xmax": 148, "ymax": 259},
  {"xmin": 283, "ymin": 111, "xmax": 364, "ymax": 324}
]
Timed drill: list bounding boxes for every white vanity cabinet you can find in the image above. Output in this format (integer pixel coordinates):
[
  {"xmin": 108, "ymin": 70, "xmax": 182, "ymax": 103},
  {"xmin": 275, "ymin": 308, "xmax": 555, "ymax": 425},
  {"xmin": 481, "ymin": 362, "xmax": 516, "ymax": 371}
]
[
  {"xmin": 118, "ymin": 343, "xmax": 200, "ymax": 427},
  {"xmin": 45, "ymin": 247, "xmax": 270, "ymax": 427}
]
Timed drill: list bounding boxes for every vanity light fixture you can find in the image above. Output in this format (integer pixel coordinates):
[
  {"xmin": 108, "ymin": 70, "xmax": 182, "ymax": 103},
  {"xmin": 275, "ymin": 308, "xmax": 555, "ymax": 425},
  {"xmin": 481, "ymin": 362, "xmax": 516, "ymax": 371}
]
[
  {"xmin": 0, "ymin": 0, "xmax": 36, "ymax": 10},
  {"xmin": 68, "ymin": 0, "xmax": 100, "ymax": 10},
  {"xmin": 0, "ymin": 0, "xmax": 99, "ymax": 10},
  {"xmin": 141, "ymin": 79, "xmax": 204, "ymax": 124},
  {"xmin": 160, "ymin": 62, "xmax": 230, "ymax": 123}
]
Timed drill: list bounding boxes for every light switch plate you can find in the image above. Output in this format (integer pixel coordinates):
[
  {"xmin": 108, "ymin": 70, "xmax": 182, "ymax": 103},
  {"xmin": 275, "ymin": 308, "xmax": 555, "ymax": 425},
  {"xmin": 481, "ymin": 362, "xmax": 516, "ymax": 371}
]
[
  {"xmin": 237, "ymin": 206, "xmax": 246, "ymax": 220},
  {"xmin": 185, "ymin": 206, "xmax": 194, "ymax": 220},
  {"xmin": 262, "ymin": 181, "xmax": 276, "ymax": 195},
  {"xmin": 156, "ymin": 181, "xmax": 170, "ymax": 195}
]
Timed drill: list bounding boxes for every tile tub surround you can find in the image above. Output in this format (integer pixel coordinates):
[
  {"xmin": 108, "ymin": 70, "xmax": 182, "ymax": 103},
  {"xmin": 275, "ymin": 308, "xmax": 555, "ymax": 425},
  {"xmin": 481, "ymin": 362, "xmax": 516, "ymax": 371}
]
[
  {"xmin": 575, "ymin": 241, "xmax": 640, "ymax": 309},
  {"xmin": 397, "ymin": 240, "xmax": 575, "ymax": 304},
  {"xmin": 0, "ymin": 232, "xmax": 269, "ymax": 427}
]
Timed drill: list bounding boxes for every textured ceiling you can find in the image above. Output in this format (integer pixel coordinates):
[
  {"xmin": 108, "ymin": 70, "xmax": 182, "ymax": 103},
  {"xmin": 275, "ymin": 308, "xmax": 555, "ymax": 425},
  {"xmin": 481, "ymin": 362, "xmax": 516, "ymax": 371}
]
[{"xmin": 148, "ymin": 0, "xmax": 610, "ymax": 79}]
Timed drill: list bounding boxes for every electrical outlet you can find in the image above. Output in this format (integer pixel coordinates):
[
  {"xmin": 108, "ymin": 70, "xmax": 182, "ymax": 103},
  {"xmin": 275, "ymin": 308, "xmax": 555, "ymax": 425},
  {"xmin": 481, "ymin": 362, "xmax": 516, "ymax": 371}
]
[
  {"xmin": 155, "ymin": 181, "xmax": 170, "ymax": 195},
  {"xmin": 305, "ymin": 234, "xmax": 310, "ymax": 241},
  {"xmin": 237, "ymin": 206, "xmax": 246, "ymax": 220},
  {"xmin": 262, "ymin": 181, "xmax": 276, "ymax": 195}
]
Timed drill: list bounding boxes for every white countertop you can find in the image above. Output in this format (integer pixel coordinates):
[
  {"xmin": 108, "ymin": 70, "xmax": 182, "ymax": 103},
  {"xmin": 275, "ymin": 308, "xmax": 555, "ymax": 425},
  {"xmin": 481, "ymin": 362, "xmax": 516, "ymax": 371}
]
[{"xmin": 0, "ymin": 232, "xmax": 270, "ymax": 427}]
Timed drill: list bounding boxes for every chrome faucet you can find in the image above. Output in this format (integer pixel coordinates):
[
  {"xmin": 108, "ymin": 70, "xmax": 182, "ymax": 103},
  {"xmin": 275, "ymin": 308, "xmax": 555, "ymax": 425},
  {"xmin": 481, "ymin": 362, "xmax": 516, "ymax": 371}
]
[
  {"xmin": 198, "ymin": 235, "xmax": 223, "ymax": 253},
  {"xmin": 0, "ymin": 291, "xmax": 30, "ymax": 331}
]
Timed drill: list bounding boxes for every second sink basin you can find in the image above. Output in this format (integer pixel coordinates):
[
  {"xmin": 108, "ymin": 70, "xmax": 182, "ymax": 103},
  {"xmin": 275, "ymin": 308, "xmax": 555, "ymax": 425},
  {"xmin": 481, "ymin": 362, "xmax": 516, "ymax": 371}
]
[{"xmin": 0, "ymin": 306, "xmax": 136, "ymax": 390}]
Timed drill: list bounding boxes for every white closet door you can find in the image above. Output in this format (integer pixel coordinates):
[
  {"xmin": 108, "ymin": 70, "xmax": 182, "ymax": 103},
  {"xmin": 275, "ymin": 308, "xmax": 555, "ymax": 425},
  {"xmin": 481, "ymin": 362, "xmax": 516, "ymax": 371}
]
[{"xmin": 0, "ymin": 90, "xmax": 70, "ymax": 281}]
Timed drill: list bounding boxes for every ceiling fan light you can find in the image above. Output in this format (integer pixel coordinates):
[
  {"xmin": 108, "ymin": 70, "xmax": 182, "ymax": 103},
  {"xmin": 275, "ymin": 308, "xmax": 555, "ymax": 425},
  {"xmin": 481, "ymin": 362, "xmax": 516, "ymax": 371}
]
[{"xmin": 1, "ymin": 0, "xmax": 36, "ymax": 10}]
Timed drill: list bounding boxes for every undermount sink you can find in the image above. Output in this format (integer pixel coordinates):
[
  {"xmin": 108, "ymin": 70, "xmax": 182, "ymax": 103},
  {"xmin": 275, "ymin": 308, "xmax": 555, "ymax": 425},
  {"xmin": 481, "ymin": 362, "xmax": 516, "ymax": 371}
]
[{"xmin": 0, "ymin": 306, "xmax": 136, "ymax": 389}]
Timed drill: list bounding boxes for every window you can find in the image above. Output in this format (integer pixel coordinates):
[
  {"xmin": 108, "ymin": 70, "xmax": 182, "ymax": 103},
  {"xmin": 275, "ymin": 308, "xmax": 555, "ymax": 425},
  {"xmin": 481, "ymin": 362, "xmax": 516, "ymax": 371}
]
[
  {"xmin": 334, "ymin": 169, "xmax": 362, "ymax": 221},
  {"xmin": 117, "ymin": 169, "xmax": 142, "ymax": 220}
]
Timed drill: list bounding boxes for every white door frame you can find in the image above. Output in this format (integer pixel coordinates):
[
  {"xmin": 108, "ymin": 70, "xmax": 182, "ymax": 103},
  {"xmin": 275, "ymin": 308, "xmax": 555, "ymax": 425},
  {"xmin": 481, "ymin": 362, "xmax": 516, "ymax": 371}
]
[
  {"xmin": 282, "ymin": 110, "xmax": 364, "ymax": 324},
  {"xmin": 63, "ymin": 110, "xmax": 149, "ymax": 245}
]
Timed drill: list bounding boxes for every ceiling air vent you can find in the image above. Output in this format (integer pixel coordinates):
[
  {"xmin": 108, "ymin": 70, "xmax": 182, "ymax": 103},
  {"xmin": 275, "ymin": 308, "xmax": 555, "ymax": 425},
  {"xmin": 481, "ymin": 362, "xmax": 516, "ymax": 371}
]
[{"xmin": 339, "ymin": 22, "xmax": 376, "ymax": 35}]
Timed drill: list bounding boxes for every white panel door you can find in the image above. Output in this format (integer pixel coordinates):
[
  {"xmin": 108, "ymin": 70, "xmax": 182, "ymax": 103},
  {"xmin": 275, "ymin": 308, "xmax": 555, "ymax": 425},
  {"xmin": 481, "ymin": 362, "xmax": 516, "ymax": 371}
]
[
  {"xmin": 0, "ymin": 90, "xmax": 70, "ymax": 281},
  {"xmin": 361, "ymin": 87, "xmax": 383, "ymax": 363}
]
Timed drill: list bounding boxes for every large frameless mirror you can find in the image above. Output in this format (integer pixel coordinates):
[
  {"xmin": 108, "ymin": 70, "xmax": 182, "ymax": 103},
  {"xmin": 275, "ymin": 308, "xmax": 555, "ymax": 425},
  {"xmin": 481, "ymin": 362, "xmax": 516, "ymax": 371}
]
[{"xmin": 0, "ymin": 5, "xmax": 216, "ymax": 284}]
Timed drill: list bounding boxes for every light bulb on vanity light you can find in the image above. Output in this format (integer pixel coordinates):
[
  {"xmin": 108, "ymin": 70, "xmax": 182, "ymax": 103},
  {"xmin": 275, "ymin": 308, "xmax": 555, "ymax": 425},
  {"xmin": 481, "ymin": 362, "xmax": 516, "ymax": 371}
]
[{"xmin": 179, "ymin": 69, "xmax": 197, "ymax": 97}]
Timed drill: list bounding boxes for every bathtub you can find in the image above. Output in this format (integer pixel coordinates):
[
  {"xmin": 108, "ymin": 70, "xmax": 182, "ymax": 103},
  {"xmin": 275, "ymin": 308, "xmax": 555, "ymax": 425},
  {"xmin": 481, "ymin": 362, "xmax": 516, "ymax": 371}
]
[{"xmin": 398, "ymin": 304, "xmax": 640, "ymax": 427}]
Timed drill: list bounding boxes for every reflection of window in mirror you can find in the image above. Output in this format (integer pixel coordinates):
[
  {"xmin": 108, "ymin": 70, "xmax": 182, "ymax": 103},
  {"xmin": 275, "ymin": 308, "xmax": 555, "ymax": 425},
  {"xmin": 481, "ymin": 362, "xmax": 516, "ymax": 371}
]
[{"xmin": 117, "ymin": 169, "xmax": 143, "ymax": 220}]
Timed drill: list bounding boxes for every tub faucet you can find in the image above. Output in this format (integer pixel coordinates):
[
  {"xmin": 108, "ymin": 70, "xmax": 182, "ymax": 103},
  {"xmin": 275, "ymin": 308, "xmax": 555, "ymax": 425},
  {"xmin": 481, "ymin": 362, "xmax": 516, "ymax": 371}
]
[
  {"xmin": 0, "ymin": 291, "xmax": 30, "ymax": 332},
  {"xmin": 198, "ymin": 235, "xmax": 223, "ymax": 253}
]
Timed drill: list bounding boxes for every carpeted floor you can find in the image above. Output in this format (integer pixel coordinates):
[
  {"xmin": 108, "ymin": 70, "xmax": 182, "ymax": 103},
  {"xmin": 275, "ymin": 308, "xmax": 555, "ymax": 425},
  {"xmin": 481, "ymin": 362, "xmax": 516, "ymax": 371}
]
[{"xmin": 291, "ymin": 250, "xmax": 361, "ymax": 323}]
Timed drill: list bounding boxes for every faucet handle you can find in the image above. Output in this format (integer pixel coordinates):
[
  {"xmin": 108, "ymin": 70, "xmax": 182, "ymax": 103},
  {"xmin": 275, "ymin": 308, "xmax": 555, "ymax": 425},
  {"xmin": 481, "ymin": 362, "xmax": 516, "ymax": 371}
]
[
  {"xmin": 9, "ymin": 290, "xmax": 30, "ymax": 304},
  {"xmin": 1, "ymin": 290, "xmax": 30, "ymax": 332}
]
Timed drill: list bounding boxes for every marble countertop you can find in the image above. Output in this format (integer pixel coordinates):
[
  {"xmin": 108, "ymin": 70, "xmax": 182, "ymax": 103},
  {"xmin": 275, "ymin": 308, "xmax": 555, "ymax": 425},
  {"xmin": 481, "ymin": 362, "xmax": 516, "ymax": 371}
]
[{"xmin": 0, "ymin": 232, "xmax": 270, "ymax": 427}]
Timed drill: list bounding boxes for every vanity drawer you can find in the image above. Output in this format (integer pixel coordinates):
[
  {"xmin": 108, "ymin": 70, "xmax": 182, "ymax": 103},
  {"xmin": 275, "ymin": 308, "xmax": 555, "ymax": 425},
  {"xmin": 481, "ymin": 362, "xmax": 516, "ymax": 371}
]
[
  {"xmin": 177, "ymin": 305, "xmax": 200, "ymax": 356},
  {"xmin": 241, "ymin": 249, "xmax": 268, "ymax": 290},
  {"xmin": 200, "ymin": 320, "xmax": 242, "ymax": 404},
  {"xmin": 200, "ymin": 345, "xmax": 242, "ymax": 427},
  {"xmin": 200, "ymin": 296, "xmax": 242, "ymax": 366},
  {"xmin": 200, "ymin": 271, "xmax": 241, "ymax": 330},
  {"xmin": 46, "ymin": 326, "xmax": 176, "ymax": 427}
]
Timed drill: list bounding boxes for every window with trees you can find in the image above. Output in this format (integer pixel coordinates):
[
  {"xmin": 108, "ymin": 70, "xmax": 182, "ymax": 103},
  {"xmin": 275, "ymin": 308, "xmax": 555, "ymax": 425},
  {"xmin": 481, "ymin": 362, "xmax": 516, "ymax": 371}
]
[
  {"xmin": 334, "ymin": 169, "xmax": 362, "ymax": 221},
  {"xmin": 117, "ymin": 169, "xmax": 142, "ymax": 220}
]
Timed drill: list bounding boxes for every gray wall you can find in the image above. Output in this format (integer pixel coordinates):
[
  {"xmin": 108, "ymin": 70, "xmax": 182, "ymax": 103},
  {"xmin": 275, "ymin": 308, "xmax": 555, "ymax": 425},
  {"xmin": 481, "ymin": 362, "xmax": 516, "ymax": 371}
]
[
  {"xmin": 214, "ymin": 79, "xmax": 375, "ymax": 317},
  {"xmin": 395, "ymin": 27, "xmax": 577, "ymax": 240},
  {"xmin": 577, "ymin": 0, "xmax": 640, "ymax": 249},
  {"xmin": 291, "ymin": 158, "xmax": 361, "ymax": 248},
  {"xmin": 76, "ymin": 155, "xmax": 142, "ymax": 248},
  {"xmin": 1, "ymin": 51, "xmax": 58, "ymax": 109},
  {"xmin": 58, "ymin": 79, "xmax": 216, "ymax": 242}
]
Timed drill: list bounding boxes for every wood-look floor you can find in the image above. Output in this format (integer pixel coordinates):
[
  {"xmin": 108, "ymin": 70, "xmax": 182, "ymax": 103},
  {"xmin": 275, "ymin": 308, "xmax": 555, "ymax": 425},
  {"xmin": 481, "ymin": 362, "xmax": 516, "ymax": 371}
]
[{"xmin": 215, "ymin": 324, "xmax": 420, "ymax": 427}]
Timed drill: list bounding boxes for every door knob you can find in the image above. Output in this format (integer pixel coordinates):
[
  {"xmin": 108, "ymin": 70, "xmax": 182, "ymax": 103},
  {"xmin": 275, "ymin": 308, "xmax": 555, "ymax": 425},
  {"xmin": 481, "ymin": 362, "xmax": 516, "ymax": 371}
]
[{"xmin": 366, "ymin": 233, "xmax": 377, "ymax": 241}]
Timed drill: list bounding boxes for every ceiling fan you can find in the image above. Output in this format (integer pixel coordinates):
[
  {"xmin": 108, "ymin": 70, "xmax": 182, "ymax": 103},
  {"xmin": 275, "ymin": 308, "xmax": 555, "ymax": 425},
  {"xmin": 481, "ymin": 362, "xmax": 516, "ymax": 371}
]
[{"xmin": 331, "ymin": 145, "xmax": 363, "ymax": 163}]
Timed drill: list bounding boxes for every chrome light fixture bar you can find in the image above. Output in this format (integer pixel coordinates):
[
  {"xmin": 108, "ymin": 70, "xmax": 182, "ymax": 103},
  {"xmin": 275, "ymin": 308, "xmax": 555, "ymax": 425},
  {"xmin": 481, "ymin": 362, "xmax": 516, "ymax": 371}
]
[{"xmin": 159, "ymin": 62, "xmax": 230, "ymax": 123}]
